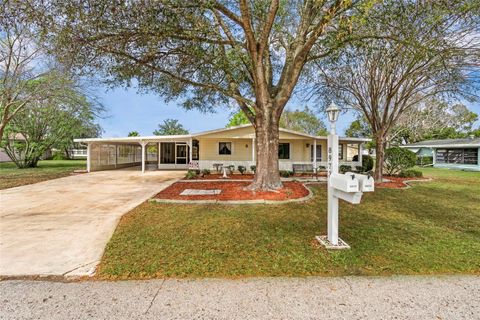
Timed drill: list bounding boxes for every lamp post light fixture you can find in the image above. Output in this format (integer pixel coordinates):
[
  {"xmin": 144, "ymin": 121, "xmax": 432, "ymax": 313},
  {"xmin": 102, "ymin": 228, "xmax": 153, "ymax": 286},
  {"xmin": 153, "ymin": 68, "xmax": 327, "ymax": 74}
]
[{"xmin": 326, "ymin": 102, "xmax": 340, "ymax": 135}]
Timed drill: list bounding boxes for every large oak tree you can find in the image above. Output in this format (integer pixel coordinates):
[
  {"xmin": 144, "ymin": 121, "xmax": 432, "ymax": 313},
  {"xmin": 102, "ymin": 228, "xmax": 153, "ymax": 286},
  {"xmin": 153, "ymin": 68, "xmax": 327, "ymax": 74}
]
[{"xmin": 23, "ymin": 0, "xmax": 372, "ymax": 190}]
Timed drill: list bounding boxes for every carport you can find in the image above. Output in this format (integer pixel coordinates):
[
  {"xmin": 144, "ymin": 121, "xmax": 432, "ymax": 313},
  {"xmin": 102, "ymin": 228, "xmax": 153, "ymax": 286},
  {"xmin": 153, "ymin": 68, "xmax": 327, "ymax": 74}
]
[{"xmin": 74, "ymin": 135, "xmax": 193, "ymax": 173}]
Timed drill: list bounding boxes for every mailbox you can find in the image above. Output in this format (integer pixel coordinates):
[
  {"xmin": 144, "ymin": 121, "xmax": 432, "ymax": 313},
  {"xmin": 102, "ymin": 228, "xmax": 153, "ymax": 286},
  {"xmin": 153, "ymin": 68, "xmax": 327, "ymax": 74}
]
[
  {"xmin": 345, "ymin": 172, "xmax": 374, "ymax": 192},
  {"xmin": 330, "ymin": 173, "xmax": 359, "ymax": 193}
]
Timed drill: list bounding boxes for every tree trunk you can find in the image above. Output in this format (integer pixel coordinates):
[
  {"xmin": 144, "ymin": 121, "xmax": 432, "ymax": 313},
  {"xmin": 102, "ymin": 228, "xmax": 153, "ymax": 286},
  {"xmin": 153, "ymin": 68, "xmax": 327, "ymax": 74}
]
[
  {"xmin": 246, "ymin": 113, "xmax": 283, "ymax": 191},
  {"xmin": 374, "ymin": 134, "xmax": 386, "ymax": 181}
]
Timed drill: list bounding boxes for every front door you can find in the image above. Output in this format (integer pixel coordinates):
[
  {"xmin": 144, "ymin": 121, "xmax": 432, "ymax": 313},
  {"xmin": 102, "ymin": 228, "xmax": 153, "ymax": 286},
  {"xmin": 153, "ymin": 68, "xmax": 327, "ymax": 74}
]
[{"xmin": 176, "ymin": 144, "xmax": 188, "ymax": 164}]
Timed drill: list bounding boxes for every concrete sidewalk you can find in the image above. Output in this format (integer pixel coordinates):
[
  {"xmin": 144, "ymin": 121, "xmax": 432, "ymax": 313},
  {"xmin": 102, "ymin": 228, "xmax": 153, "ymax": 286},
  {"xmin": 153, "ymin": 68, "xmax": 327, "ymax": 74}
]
[{"xmin": 1, "ymin": 275, "xmax": 479, "ymax": 320}]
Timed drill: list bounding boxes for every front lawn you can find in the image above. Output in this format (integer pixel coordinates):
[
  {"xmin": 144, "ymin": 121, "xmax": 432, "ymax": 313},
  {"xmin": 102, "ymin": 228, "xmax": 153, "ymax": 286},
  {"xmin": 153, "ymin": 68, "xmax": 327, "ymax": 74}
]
[
  {"xmin": 97, "ymin": 168, "xmax": 480, "ymax": 279},
  {"xmin": 0, "ymin": 160, "xmax": 86, "ymax": 190}
]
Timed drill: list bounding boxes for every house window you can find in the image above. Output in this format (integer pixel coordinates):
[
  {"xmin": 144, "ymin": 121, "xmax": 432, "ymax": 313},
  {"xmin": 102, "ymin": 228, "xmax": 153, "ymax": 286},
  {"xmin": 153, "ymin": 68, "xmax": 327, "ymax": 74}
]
[
  {"xmin": 279, "ymin": 143, "xmax": 290, "ymax": 159},
  {"xmin": 436, "ymin": 148, "xmax": 478, "ymax": 164},
  {"xmin": 310, "ymin": 145, "xmax": 322, "ymax": 161},
  {"xmin": 219, "ymin": 142, "xmax": 232, "ymax": 155},
  {"xmin": 339, "ymin": 144, "xmax": 344, "ymax": 160}
]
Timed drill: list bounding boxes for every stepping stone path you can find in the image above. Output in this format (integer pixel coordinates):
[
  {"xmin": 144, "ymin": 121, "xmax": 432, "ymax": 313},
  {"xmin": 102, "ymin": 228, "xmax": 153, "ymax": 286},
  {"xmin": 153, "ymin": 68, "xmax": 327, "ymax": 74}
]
[{"xmin": 180, "ymin": 189, "xmax": 222, "ymax": 196}]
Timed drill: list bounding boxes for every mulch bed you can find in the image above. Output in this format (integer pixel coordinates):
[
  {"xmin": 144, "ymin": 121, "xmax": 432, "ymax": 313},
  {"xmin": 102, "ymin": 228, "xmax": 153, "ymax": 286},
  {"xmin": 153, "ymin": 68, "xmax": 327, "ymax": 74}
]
[
  {"xmin": 376, "ymin": 176, "xmax": 427, "ymax": 189},
  {"xmin": 155, "ymin": 181, "xmax": 310, "ymax": 201}
]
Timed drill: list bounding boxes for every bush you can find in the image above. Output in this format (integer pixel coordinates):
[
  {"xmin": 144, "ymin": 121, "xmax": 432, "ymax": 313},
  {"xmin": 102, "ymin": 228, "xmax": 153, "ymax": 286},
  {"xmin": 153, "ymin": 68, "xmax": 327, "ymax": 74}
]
[
  {"xmin": 201, "ymin": 169, "xmax": 211, "ymax": 175},
  {"xmin": 417, "ymin": 156, "xmax": 433, "ymax": 166},
  {"xmin": 237, "ymin": 165, "xmax": 246, "ymax": 174},
  {"xmin": 317, "ymin": 165, "xmax": 326, "ymax": 171},
  {"xmin": 185, "ymin": 170, "xmax": 199, "ymax": 179},
  {"xmin": 355, "ymin": 166, "xmax": 364, "ymax": 173},
  {"xmin": 52, "ymin": 151, "xmax": 67, "ymax": 160},
  {"xmin": 250, "ymin": 165, "xmax": 256, "ymax": 173},
  {"xmin": 279, "ymin": 170, "xmax": 294, "ymax": 177},
  {"xmin": 384, "ymin": 147, "xmax": 416, "ymax": 175},
  {"xmin": 339, "ymin": 165, "xmax": 352, "ymax": 174},
  {"xmin": 398, "ymin": 169, "xmax": 423, "ymax": 178},
  {"xmin": 362, "ymin": 155, "xmax": 374, "ymax": 172}
]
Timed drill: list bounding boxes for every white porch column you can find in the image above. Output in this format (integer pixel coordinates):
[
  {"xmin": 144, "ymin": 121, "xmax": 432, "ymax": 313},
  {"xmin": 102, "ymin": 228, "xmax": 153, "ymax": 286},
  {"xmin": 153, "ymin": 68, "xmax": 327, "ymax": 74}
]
[
  {"xmin": 313, "ymin": 139, "xmax": 317, "ymax": 172},
  {"xmin": 140, "ymin": 141, "xmax": 147, "ymax": 173},
  {"xmin": 358, "ymin": 143, "xmax": 363, "ymax": 167},
  {"xmin": 189, "ymin": 138, "xmax": 193, "ymax": 165},
  {"xmin": 86, "ymin": 143, "xmax": 91, "ymax": 172},
  {"xmin": 252, "ymin": 137, "xmax": 255, "ymax": 163},
  {"xmin": 158, "ymin": 142, "xmax": 161, "ymax": 169}
]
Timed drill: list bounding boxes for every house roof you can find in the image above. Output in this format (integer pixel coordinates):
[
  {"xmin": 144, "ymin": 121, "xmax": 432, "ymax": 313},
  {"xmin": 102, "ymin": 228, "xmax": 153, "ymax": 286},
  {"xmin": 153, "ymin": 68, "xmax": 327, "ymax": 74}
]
[
  {"xmin": 402, "ymin": 137, "xmax": 480, "ymax": 149},
  {"xmin": 74, "ymin": 124, "xmax": 371, "ymax": 143}
]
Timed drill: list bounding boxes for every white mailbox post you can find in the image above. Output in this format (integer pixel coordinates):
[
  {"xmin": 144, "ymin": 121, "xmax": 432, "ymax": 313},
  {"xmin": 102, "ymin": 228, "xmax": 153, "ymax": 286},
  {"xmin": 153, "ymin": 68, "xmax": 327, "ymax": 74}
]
[{"xmin": 316, "ymin": 103, "xmax": 374, "ymax": 250}]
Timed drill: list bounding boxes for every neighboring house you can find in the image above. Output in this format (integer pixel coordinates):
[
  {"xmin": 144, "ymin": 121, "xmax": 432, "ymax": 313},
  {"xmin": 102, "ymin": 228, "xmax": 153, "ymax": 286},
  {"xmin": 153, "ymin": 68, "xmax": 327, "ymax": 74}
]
[
  {"xmin": 0, "ymin": 149, "xmax": 11, "ymax": 162},
  {"xmin": 75, "ymin": 124, "xmax": 370, "ymax": 173},
  {"xmin": 402, "ymin": 137, "xmax": 480, "ymax": 171}
]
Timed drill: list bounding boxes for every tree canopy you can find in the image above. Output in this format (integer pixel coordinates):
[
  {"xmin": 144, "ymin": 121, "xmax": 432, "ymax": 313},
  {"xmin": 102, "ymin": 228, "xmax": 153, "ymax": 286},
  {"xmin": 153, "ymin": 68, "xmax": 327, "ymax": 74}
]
[{"xmin": 22, "ymin": 0, "xmax": 375, "ymax": 190}]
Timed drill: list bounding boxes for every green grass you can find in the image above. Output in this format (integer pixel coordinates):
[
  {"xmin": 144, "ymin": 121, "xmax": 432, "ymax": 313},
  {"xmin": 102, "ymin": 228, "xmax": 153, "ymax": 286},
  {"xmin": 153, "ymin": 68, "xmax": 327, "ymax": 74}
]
[
  {"xmin": 0, "ymin": 160, "xmax": 86, "ymax": 189},
  {"xmin": 97, "ymin": 167, "xmax": 480, "ymax": 279}
]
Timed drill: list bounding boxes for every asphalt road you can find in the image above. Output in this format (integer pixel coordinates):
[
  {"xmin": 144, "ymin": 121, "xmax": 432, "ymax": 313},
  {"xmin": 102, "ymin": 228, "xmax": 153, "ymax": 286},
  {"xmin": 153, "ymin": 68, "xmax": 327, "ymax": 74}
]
[{"xmin": 1, "ymin": 275, "xmax": 479, "ymax": 320}]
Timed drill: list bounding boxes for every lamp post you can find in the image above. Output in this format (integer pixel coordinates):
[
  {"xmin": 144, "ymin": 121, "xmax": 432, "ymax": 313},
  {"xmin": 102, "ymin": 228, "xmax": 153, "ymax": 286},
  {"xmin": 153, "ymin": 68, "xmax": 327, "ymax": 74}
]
[{"xmin": 326, "ymin": 102, "xmax": 340, "ymax": 246}]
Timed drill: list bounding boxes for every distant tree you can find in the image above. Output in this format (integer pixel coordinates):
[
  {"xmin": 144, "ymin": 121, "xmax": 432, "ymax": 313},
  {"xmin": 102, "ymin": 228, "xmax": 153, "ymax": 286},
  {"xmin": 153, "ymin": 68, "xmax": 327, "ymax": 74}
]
[
  {"xmin": 345, "ymin": 117, "xmax": 372, "ymax": 138},
  {"xmin": 279, "ymin": 107, "xmax": 327, "ymax": 136},
  {"xmin": 153, "ymin": 119, "xmax": 189, "ymax": 136},
  {"xmin": 2, "ymin": 76, "xmax": 102, "ymax": 168},
  {"xmin": 226, "ymin": 110, "xmax": 251, "ymax": 127},
  {"xmin": 345, "ymin": 116, "xmax": 375, "ymax": 152},
  {"xmin": 391, "ymin": 100, "xmax": 478, "ymax": 144},
  {"xmin": 227, "ymin": 106, "xmax": 327, "ymax": 135},
  {"xmin": 128, "ymin": 131, "xmax": 140, "ymax": 137}
]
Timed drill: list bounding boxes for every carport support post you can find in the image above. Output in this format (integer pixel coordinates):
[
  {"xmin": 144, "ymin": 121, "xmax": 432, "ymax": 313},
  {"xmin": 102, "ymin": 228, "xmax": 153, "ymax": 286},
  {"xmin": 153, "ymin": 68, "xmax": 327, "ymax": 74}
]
[
  {"xmin": 141, "ymin": 141, "xmax": 147, "ymax": 173},
  {"xmin": 86, "ymin": 143, "xmax": 91, "ymax": 172},
  {"xmin": 313, "ymin": 139, "xmax": 317, "ymax": 173}
]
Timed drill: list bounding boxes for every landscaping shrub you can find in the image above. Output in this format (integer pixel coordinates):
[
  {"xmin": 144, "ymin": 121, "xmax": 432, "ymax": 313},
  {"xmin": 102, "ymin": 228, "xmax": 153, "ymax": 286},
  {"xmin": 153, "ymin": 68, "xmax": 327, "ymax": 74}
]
[
  {"xmin": 398, "ymin": 169, "xmax": 423, "ymax": 178},
  {"xmin": 417, "ymin": 156, "xmax": 433, "ymax": 166},
  {"xmin": 384, "ymin": 147, "xmax": 416, "ymax": 175},
  {"xmin": 362, "ymin": 155, "xmax": 374, "ymax": 172},
  {"xmin": 339, "ymin": 165, "xmax": 352, "ymax": 173},
  {"xmin": 52, "ymin": 151, "xmax": 67, "ymax": 160},
  {"xmin": 185, "ymin": 170, "xmax": 199, "ymax": 179},
  {"xmin": 237, "ymin": 165, "xmax": 246, "ymax": 175},
  {"xmin": 279, "ymin": 170, "xmax": 294, "ymax": 177},
  {"xmin": 355, "ymin": 166, "xmax": 364, "ymax": 173},
  {"xmin": 250, "ymin": 165, "xmax": 256, "ymax": 173},
  {"xmin": 201, "ymin": 169, "xmax": 211, "ymax": 176},
  {"xmin": 317, "ymin": 165, "xmax": 326, "ymax": 171}
]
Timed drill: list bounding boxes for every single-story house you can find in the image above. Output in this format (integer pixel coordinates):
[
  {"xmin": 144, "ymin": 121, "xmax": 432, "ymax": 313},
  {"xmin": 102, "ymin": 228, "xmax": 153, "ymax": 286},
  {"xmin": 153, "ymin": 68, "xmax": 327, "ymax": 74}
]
[
  {"xmin": 402, "ymin": 137, "xmax": 480, "ymax": 171},
  {"xmin": 74, "ymin": 124, "xmax": 370, "ymax": 173}
]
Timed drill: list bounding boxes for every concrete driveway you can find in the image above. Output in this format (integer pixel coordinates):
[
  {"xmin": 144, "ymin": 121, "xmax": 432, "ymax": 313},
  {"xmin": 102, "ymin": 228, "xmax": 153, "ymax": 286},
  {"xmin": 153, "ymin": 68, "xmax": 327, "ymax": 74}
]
[{"xmin": 0, "ymin": 168, "xmax": 184, "ymax": 277}]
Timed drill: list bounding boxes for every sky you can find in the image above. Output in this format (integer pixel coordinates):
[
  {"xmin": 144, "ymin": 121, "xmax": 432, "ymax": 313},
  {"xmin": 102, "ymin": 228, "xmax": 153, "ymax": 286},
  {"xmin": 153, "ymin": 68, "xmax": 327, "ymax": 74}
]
[
  {"xmin": 96, "ymin": 86, "xmax": 480, "ymax": 138},
  {"xmin": 97, "ymin": 86, "xmax": 356, "ymax": 137}
]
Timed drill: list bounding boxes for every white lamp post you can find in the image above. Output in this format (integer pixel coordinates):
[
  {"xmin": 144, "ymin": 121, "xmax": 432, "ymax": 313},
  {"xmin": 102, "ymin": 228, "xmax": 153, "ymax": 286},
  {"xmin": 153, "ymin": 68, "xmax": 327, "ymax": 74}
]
[
  {"xmin": 316, "ymin": 102, "xmax": 350, "ymax": 249},
  {"xmin": 326, "ymin": 103, "xmax": 340, "ymax": 246}
]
